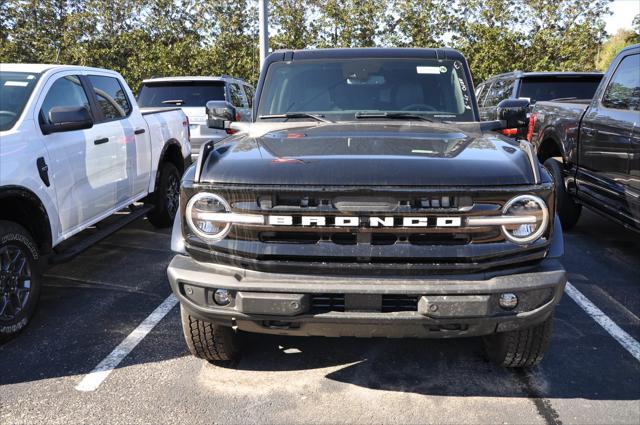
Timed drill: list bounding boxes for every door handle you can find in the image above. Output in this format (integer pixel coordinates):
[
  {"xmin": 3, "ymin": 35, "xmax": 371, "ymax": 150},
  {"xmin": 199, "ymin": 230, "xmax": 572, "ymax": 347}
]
[
  {"xmin": 134, "ymin": 128, "xmax": 146, "ymax": 135},
  {"xmin": 582, "ymin": 127, "xmax": 597, "ymax": 136},
  {"xmin": 94, "ymin": 137, "xmax": 109, "ymax": 145}
]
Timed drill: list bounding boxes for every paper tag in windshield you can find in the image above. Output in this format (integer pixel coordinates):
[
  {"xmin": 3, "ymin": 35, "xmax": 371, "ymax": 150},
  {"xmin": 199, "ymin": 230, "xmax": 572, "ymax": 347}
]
[
  {"xmin": 4, "ymin": 81, "xmax": 29, "ymax": 87},
  {"xmin": 417, "ymin": 66, "xmax": 447, "ymax": 74}
]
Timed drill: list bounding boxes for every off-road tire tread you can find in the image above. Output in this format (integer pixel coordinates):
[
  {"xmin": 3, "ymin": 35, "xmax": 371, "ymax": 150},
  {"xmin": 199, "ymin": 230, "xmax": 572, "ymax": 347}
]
[
  {"xmin": 146, "ymin": 162, "xmax": 180, "ymax": 228},
  {"xmin": 486, "ymin": 315, "xmax": 554, "ymax": 368},
  {"xmin": 0, "ymin": 220, "xmax": 41, "ymax": 342},
  {"xmin": 180, "ymin": 307, "xmax": 239, "ymax": 362}
]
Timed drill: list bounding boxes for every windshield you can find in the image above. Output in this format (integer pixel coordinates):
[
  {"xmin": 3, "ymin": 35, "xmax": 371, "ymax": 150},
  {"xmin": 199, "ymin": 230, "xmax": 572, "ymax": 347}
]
[
  {"xmin": 257, "ymin": 58, "xmax": 475, "ymax": 121},
  {"xmin": 0, "ymin": 71, "xmax": 40, "ymax": 131},
  {"xmin": 137, "ymin": 81, "xmax": 226, "ymax": 107},
  {"xmin": 519, "ymin": 76, "xmax": 603, "ymax": 102}
]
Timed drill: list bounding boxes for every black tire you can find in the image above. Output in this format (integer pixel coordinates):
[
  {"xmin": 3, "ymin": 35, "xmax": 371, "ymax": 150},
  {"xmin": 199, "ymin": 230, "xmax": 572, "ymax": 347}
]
[
  {"xmin": 483, "ymin": 315, "xmax": 554, "ymax": 368},
  {"xmin": 0, "ymin": 220, "xmax": 41, "ymax": 342},
  {"xmin": 180, "ymin": 305, "xmax": 241, "ymax": 362},
  {"xmin": 146, "ymin": 162, "xmax": 180, "ymax": 228},
  {"xmin": 544, "ymin": 158, "xmax": 581, "ymax": 230}
]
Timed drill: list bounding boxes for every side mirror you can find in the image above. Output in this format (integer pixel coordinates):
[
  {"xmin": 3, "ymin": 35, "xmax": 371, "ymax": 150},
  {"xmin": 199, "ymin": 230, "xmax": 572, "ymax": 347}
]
[
  {"xmin": 42, "ymin": 106, "xmax": 93, "ymax": 135},
  {"xmin": 206, "ymin": 100, "xmax": 236, "ymax": 130},
  {"xmin": 497, "ymin": 99, "xmax": 529, "ymax": 129}
]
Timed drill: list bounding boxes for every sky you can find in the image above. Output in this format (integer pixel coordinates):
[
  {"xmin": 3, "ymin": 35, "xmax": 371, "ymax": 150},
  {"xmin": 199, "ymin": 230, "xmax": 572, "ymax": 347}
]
[{"xmin": 605, "ymin": 0, "xmax": 640, "ymax": 35}]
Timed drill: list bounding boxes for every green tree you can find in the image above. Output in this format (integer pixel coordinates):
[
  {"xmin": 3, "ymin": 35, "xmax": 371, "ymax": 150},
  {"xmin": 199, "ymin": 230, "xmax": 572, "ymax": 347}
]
[
  {"xmin": 522, "ymin": 0, "xmax": 610, "ymax": 72},
  {"xmin": 270, "ymin": 0, "xmax": 319, "ymax": 50},
  {"xmin": 314, "ymin": 0, "xmax": 386, "ymax": 48},
  {"xmin": 452, "ymin": 0, "xmax": 528, "ymax": 83},
  {"xmin": 596, "ymin": 29, "xmax": 639, "ymax": 71},
  {"xmin": 385, "ymin": 0, "xmax": 450, "ymax": 48},
  {"xmin": 200, "ymin": 0, "xmax": 260, "ymax": 83},
  {"xmin": 76, "ymin": 0, "xmax": 146, "ymax": 72},
  {"xmin": 123, "ymin": 0, "xmax": 206, "ymax": 88},
  {"xmin": 451, "ymin": 0, "xmax": 612, "ymax": 83},
  {"xmin": 0, "ymin": 0, "xmax": 87, "ymax": 63}
]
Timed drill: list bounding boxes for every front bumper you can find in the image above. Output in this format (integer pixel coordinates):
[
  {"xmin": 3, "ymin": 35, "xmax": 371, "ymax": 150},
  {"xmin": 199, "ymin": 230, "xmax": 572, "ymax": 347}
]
[{"xmin": 167, "ymin": 255, "xmax": 566, "ymax": 338}]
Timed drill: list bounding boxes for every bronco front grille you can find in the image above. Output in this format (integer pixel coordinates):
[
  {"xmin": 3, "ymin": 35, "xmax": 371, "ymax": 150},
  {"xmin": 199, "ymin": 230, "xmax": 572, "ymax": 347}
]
[
  {"xmin": 182, "ymin": 185, "xmax": 554, "ymax": 275},
  {"xmin": 256, "ymin": 231, "xmax": 483, "ymax": 245}
]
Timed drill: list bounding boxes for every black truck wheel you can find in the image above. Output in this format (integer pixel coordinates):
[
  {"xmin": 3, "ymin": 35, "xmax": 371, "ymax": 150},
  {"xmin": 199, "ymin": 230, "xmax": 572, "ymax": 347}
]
[
  {"xmin": 180, "ymin": 306, "xmax": 241, "ymax": 362},
  {"xmin": 0, "ymin": 221, "xmax": 41, "ymax": 342},
  {"xmin": 146, "ymin": 162, "xmax": 180, "ymax": 228},
  {"xmin": 544, "ymin": 158, "xmax": 581, "ymax": 230},
  {"xmin": 483, "ymin": 315, "xmax": 554, "ymax": 368}
]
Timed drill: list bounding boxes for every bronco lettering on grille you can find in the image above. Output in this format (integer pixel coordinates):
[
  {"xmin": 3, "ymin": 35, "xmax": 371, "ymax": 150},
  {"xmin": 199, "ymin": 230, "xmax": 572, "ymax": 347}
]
[{"xmin": 267, "ymin": 216, "xmax": 462, "ymax": 227}]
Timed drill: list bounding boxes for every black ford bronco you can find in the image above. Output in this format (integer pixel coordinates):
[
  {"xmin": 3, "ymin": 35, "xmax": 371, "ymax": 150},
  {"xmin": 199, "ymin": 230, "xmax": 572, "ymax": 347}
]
[{"xmin": 168, "ymin": 48, "xmax": 566, "ymax": 368}]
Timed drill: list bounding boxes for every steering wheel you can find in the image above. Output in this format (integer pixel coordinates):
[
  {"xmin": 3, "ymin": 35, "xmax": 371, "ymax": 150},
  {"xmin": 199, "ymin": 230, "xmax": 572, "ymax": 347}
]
[
  {"xmin": 401, "ymin": 104, "xmax": 437, "ymax": 112},
  {"xmin": 0, "ymin": 110, "xmax": 17, "ymax": 118}
]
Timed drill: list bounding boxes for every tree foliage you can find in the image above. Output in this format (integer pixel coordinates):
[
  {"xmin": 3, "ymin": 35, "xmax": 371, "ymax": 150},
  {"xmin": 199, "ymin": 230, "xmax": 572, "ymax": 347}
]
[
  {"xmin": 0, "ymin": 0, "xmax": 619, "ymax": 89},
  {"xmin": 596, "ymin": 29, "xmax": 639, "ymax": 71}
]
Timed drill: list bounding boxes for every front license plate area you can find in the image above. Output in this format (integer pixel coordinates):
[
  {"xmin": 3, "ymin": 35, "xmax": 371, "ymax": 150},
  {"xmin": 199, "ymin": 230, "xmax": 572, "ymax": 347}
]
[{"xmin": 345, "ymin": 294, "xmax": 382, "ymax": 312}]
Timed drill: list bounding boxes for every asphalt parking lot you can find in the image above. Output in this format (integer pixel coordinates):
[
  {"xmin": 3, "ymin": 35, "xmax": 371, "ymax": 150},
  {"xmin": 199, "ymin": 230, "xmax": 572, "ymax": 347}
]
[{"xmin": 0, "ymin": 209, "xmax": 638, "ymax": 425}]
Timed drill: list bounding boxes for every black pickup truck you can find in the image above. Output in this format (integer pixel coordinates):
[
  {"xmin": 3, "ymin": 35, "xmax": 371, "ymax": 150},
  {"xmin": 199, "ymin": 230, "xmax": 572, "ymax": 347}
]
[
  {"xmin": 529, "ymin": 44, "xmax": 640, "ymax": 231},
  {"xmin": 168, "ymin": 48, "xmax": 566, "ymax": 368},
  {"xmin": 476, "ymin": 71, "xmax": 603, "ymax": 122}
]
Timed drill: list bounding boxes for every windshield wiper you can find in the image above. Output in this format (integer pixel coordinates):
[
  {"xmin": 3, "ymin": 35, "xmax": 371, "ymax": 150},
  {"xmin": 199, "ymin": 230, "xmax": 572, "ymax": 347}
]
[
  {"xmin": 259, "ymin": 113, "xmax": 332, "ymax": 123},
  {"xmin": 161, "ymin": 99, "xmax": 184, "ymax": 105},
  {"xmin": 354, "ymin": 111, "xmax": 433, "ymax": 122}
]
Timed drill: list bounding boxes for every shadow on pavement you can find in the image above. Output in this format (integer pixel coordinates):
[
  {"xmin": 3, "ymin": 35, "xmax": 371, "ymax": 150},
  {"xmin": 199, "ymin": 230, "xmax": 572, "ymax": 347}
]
[
  {"xmin": 215, "ymin": 295, "xmax": 640, "ymax": 401},
  {"xmin": 2, "ymin": 212, "xmax": 638, "ymax": 404}
]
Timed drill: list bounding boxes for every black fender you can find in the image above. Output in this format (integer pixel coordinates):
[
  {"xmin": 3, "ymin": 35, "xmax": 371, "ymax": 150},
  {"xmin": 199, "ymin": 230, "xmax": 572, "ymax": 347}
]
[
  {"xmin": 151, "ymin": 139, "xmax": 187, "ymax": 194},
  {"xmin": 547, "ymin": 215, "xmax": 564, "ymax": 259},
  {"xmin": 538, "ymin": 128, "xmax": 566, "ymax": 163},
  {"xmin": 0, "ymin": 185, "xmax": 53, "ymax": 254},
  {"xmin": 170, "ymin": 207, "xmax": 187, "ymax": 255}
]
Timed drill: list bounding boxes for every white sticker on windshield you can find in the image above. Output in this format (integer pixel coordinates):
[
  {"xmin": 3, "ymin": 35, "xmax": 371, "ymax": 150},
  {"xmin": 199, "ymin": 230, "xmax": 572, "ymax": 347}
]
[
  {"xmin": 4, "ymin": 81, "xmax": 29, "ymax": 87},
  {"xmin": 416, "ymin": 66, "xmax": 442, "ymax": 74}
]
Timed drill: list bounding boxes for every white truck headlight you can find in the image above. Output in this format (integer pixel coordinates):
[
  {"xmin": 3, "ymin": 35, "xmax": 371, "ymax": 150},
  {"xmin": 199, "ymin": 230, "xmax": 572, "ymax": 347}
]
[
  {"xmin": 186, "ymin": 193, "xmax": 232, "ymax": 242},
  {"xmin": 501, "ymin": 195, "xmax": 549, "ymax": 244}
]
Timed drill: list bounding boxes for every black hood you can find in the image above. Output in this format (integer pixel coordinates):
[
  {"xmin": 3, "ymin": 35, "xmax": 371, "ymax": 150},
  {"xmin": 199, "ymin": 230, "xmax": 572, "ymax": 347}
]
[{"xmin": 200, "ymin": 122, "xmax": 535, "ymax": 186}]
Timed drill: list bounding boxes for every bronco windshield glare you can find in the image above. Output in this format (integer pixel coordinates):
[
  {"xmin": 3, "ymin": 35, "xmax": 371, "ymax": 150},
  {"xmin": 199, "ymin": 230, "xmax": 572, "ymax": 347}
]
[{"xmin": 257, "ymin": 58, "xmax": 475, "ymax": 121}]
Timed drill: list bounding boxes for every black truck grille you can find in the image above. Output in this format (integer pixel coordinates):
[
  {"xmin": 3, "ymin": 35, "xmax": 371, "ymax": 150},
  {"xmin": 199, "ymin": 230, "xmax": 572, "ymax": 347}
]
[
  {"xmin": 310, "ymin": 294, "xmax": 418, "ymax": 313},
  {"xmin": 183, "ymin": 185, "xmax": 553, "ymax": 275},
  {"xmin": 311, "ymin": 294, "xmax": 345, "ymax": 312},
  {"xmin": 257, "ymin": 231, "xmax": 478, "ymax": 245}
]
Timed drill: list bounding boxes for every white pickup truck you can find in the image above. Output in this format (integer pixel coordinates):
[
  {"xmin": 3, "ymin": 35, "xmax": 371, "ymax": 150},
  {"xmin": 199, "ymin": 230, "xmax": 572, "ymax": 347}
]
[{"xmin": 0, "ymin": 64, "xmax": 191, "ymax": 340}]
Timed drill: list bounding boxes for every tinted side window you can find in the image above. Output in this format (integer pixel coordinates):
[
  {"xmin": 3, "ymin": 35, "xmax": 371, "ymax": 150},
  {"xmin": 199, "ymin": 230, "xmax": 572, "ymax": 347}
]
[
  {"xmin": 243, "ymin": 84, "xmax": 255, "ymax": 108},
  {"xmin": 88, "ymin": 75, "xmax": 132, "ymax": 120},
  {"xmin": 519, "ymin": 76, "xmax": 603, "ymax": 103},
  {"xmin": 40, "ymin": 75, "xmax": 91, "ymax": 125},
  {"xmin": 229, "ymin": 83, "xmax": 244, "ymax": 107},
  {"xmin": 484, "ymin": 78, "xmax": 514, "ymax": 107},
  {"xmin": 602, "ymin": 54, "xmax": 640, "ymax": 111}
]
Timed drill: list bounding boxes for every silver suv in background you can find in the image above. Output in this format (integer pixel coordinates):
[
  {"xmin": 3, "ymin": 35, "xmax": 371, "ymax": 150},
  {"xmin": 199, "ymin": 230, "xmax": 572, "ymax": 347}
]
[{"xmin": 137, "ymin": 76, "xmax": 254, "ymax": 159}]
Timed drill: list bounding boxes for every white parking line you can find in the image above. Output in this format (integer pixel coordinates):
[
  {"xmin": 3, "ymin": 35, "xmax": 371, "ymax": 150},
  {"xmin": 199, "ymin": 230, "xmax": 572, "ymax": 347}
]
[
  {"xmin": 73, "ymin": 281, "xmax": 639, "ymax": 391},
  {"xmin": 565, "ymin": 282, "xmax": 640, "ymax": 362},
  {"xmin": 75, "ymin": 294, "xmax": 178, "ymax": 392}
]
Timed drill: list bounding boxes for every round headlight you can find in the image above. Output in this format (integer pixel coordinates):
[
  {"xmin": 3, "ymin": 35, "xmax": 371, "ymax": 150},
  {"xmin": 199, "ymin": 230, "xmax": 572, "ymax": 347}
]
[
  {"xmin": 186, "ymin": 193, "xmax": 232, "ymax": 242},
  {"xmin": 501, "ymin": 195, "xmax": 549, "ymax": 244}
]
